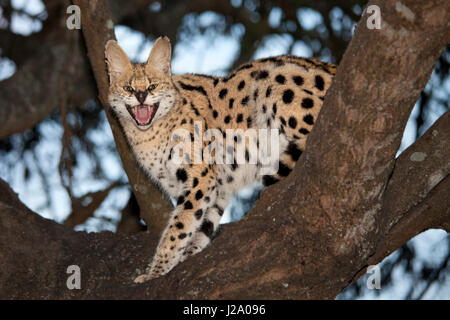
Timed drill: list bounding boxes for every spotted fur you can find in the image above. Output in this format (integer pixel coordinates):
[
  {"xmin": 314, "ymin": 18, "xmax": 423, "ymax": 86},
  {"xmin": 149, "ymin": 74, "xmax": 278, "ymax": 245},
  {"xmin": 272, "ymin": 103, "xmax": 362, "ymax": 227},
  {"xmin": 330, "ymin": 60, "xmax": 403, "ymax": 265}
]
[{"xmin": 105, "ymin": 37, "xmax": 336, "ymax": 283}]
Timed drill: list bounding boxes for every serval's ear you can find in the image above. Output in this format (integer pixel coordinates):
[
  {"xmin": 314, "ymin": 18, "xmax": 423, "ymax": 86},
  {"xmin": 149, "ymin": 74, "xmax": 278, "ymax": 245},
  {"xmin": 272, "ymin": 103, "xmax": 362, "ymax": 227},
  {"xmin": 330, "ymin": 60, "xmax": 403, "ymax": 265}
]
[
  {"xmin": 146, "ymin": 36, "xmax": 172, "ymax": 75},
  {"xmin": 105, "ymin": 40, "xmax": 132, "ymax": 84}
]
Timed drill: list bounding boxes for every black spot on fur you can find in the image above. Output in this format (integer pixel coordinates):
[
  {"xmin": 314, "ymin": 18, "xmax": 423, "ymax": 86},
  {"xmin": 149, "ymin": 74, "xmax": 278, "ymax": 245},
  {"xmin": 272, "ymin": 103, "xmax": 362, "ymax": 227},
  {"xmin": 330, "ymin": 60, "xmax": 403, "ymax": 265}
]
[
  {"xmin": 278, "ymin": 162, "xmax": 292, "ymax": 177},
  {"xmin": 224, "ymin": 115, "xmax": 232, "ymax": 124},
  {"xmin": 301, "ymin": 98, "xmax": 314, "ymax": 109},
  {"xmin": 241, "ymin": 96, "xmax": 249, "ymax": 106},
  {"xmin": 299, "ymin": 128, "xmax": 310, "ymax": 135},
  {"xmin": 303, "ymin": 114, "xmax": 314, "ymax": 125},
  {"xmin": 201, "ymin": 168, "xmax": 208, "ymax": 176},
  {"xmin": 193, "ymin": 177, "xmax": 199, "ymax": 188},
  {"xmin": 288, "ymin": 116, "xmax": 297, "ymax": 129},
  {"xmin": 238, "ymin": 80, "xmax": 245, "ymax": 91},
  {"xmin": 253, "ymin": 89, "xmax": 259, "ymax": 100},
  {"xmin": 247, "ymin": 116, "xmax": 252, "ymax": 127},
  {"xmin": 283, "ymin": 89, "xmax": 294, "ymax": 104},
  {"xmin": 286, "ymin": 141, "xmax": 302, "ymax": 161},
  {"xmin": 179, "ymin": 82, "xmax": 207, "ymax": 96},
  {"xmin": 195, "ymin": 209, "xmax": 203, "ymax": 220},
  {"xmin": 315, "ymin": 75, "xmax": 325, "ymax": 90},
  {"xmin": 184, "ymin": 201, "xmax": 193, "ymax": 210},
  {"xmin": 275, "ymin": 74, "xmax": 286, "ymax": 84},
  {"xmin": 195, "ymin": 190, "xmax": 204, "ymax": 200},
  {"xmin": 229, "ymin": 98, "xmax": 235, "ymax": 109},
  {"xmin": 236, "ymin": 114, "xmax": 243, "ymax": 123},
  {"xmin": 190, "ymin": 103, "xmax": 200, "ymax": 116},
  {"xmin": 200, "ymin": 219, "xmax": 214, "ymax": 238},
  {"xmin": 292, "ymin": 75, "xmax": 304, "ymax": 86},
  {"xmin": 219, "ymin": 88, "xmax": 228, "ymax": 99},
  {"xmin": 251, "ymin": 70, "xmax": 269, "ymax": 80},
  {"xmin": 265, "ymin": 86, "xmax": 272, "ymax": 97},
  {"xmin": 175, "ymin": 222, "xmax": 184, "ymax": 229},
  {"xmin": 178, "ymin": 233, "xmax": 187, "ymax": 239},
  {"xmin": 176, "ymin": 168, "xmax": 188, "ymax": 182},
  {"xmin": 272, "ymin": 103, "xmax": 277, "ymax": 114}
]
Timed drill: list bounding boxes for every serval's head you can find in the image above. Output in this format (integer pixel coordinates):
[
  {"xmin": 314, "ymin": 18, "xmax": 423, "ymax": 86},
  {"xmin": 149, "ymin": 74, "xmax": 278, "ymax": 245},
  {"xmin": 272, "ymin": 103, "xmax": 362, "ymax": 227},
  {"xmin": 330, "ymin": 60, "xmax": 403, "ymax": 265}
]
[{"xmin": 105, "ymin": 36, "xmax": 176, "ymax": 130}]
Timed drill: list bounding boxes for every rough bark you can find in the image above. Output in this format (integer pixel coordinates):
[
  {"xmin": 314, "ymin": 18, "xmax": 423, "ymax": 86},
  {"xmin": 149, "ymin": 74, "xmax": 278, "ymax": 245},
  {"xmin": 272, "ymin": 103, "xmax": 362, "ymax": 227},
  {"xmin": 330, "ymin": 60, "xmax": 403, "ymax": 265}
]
[
  {"xmin": 71, "ymin": 0, "xmax": 173, "ymax": 237},
  {"xmin": 0, "ymin": 1, "xmax": 93, "ymax": 140},
  {"xmin": 0, "ymin": 0, "xmax": 449, "ymax": 299}
]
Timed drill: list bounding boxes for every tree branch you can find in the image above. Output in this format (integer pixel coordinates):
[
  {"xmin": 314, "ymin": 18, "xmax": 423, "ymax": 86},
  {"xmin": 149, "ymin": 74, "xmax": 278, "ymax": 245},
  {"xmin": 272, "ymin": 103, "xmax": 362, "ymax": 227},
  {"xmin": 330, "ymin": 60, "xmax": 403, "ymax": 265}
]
[
  {"xmin": 63, "ymin": 181, "xmax": 124, "ymax": 228},
  {"xmin": 367, "ymin": 110, "xmax": 450, "ymax": 266},
  {"xmin": 0, "ymin": 6, "xmax": 95, "ymax": 140},
  {"xmin": 71, "ymin": 0, "xmax": 172, "ymax": 239},
  {"xmin": 0, "ymin": 0, "xmax": 448, "ymax": 299}
]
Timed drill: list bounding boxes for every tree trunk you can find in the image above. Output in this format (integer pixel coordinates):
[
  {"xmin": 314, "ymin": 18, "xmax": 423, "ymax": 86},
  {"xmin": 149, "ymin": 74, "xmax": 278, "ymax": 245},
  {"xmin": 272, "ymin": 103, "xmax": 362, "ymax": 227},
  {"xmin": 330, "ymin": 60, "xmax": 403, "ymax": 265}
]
[{"xmin": 0, "ymin": 0, "xmax": 448, "ymax": 299}]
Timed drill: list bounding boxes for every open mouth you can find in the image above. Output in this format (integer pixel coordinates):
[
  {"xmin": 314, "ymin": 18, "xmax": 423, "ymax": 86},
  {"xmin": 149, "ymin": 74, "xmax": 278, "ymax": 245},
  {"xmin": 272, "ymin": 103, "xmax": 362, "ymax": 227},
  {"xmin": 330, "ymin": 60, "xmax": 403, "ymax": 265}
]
[{"xmin": 126, "ymin": 103, "xmax": 159, "ymax": 127}]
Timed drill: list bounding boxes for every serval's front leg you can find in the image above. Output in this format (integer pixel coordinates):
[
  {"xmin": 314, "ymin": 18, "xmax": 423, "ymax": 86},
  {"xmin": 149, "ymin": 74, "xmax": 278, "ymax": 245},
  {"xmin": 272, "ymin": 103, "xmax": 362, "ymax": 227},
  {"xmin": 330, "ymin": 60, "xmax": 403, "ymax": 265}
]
[
  {"xmin": 181, "ymin": 179, "xmax": 232, "ymax": 260},
  {"xmin": 134, "ymin": 165, "xmax": 217, "ymax": 283}
]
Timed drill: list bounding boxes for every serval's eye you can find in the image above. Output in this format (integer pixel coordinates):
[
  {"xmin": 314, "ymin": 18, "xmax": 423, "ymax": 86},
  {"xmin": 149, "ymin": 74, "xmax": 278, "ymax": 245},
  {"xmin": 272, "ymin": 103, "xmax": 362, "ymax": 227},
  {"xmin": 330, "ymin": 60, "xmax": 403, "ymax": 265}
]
[
  {"xmin": 124, "ymin": 86, "xmax": 134, "ymax": 93},
  {"xmin": 148, "ymin": 84, "xmax": 157, "ymax": 91}
]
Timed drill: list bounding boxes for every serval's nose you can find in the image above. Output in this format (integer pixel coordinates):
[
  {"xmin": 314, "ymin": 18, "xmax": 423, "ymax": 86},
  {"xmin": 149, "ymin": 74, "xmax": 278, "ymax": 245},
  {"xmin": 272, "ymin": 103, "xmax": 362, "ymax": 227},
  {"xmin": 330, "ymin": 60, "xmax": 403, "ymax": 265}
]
[{"xmin": 135, "ymin": 91, "xmax": 148, "ymax": 104}]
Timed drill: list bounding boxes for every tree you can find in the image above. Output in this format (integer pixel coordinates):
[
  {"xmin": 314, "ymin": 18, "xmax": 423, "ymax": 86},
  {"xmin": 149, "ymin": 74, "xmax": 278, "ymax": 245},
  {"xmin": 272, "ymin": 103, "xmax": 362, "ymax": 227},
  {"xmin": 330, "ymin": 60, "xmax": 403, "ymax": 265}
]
[{"xmin": 0, "ymin": 0, "xmax": 448, "ymax": 299}]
